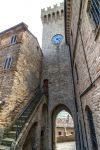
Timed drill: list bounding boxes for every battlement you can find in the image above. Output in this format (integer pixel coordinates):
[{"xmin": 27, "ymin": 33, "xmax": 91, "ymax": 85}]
[{"xmin": 41, "ymin": 2, "xmax": 64, "ymax": 24}]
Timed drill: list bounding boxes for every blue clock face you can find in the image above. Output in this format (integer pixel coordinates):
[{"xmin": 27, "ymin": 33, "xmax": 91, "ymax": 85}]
[{"xmin": 52, "ymin": 34, "xmax": 63, "ymax": 45}]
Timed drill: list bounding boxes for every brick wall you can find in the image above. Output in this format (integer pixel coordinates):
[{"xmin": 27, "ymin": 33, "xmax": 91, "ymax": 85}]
[{"xmin": 67, "ymin": 0, "xmax": 100, "ymax": 149}]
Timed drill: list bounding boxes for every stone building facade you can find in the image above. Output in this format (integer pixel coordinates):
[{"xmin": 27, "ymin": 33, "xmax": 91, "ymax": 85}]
[
  {"xmin": 56, "ymin": 127, "xmax": 75, "ymax": 143},
  {"xmin": 56, "ymin": 118, "xmax": 75, "ymax": 143},
  {"xmin": 0, "ymin": 23, "xmax": 46, "ymax": 149},
  {"xmin": 0, "ymin": 0, "xmax": 99, "ymax": 150},
  {"xmin": 65, "ymin": 0, "xmax": 100, "ymax": 150},
  {"xmin": 41, "ymin": 3, "xmax": 79, "ymax": 150}
]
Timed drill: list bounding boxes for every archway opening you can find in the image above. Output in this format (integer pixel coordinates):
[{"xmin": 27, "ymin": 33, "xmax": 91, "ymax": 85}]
[
  {"xmin": 40, "ymin": 104, "xmax": 48, "ymax": 150},
  {"xmin": 52, "ymin": 105, "xmax": 76, "ymax": 150},
  {"xmin": 22, "ymin": 122, "xmax": 38, "ymax": 150},
  {"xmin": 85, "ymin": 106, "xmax": 98, "ymax": 150}
]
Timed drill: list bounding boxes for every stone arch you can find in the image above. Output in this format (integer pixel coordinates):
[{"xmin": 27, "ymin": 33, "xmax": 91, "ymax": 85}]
[
  {"xmin": 40, "ymin": 103, "xmax": 48, "ymax": 150},
  {"xmin": 51, "ymin": 104, "xmax": 75, "ymax": 150},
  {"xmin": 85, "ymin": 105, "xmax": 98, "ymax": 150},
  {"xmin": 22, "ymin": 122, "xmax": 38, "ymax": 150}
]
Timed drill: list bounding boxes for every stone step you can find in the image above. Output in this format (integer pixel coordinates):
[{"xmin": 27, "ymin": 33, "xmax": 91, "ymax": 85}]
[
  {"xmin": 1, "ymin": 138, "xmax": 15, "ymax": 147},
  {"xmin": 0, "ymin": 145, "xmax": 10, "ymax": 150},
  {"xmin": 12, "ymin": 124, "xmax": 22, "ymax": 131},
  {"xmin": 21, "ymin": 111, "xmax": 31, "ymax": 117},
  {"xmin": 25, "ymin": 109, "xmax": 33, "ymax": 114},
  {"xmin": 16, "ymin": 119, "xmax": 25, "ymax": 125},
  {"xmin": 20, "ymin": 115, "xmax": 28, "ymax": 119},
  {"xmin": 7, "ymin": 131, "xmax": 16, "ymax": 139}
]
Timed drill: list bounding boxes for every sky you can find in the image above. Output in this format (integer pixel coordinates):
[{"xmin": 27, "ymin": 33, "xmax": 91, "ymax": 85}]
[
  {"xmin": 0, "ymin": 0, "xmax": 63, "ymax": 47},
  {"xmin": 57, "ymin": 110, "xmax": 71, "ymax": 119}
]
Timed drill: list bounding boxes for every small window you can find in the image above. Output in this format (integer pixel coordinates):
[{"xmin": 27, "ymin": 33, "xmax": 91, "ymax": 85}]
[
  {"xmin": 52, "ymin": 12, "xmax": 55, "ymax": 20},
  {"xmin": 37, "ymin": 46, "xmax": 39, "ymax": 51},
  {"xmin": 11, "ymin": 35, "xmax": 17, "ymax": 44},
  {"xmin": 44, "ymin": 15, "xmax": 47, "ymax": 23},
  {"xmin": 61, "ymin": 9, "xmax": 64, "ymax": 16},
  {"xmin": 48, "ymin": 14, "xmax": 51, "ymax": 21},
  {"xmin": 85, "ymin": 106, "xmax": 98, "ymax": 150},
  {"xmin": 58, "ymin": 131, "xmax": 62, "ymax": 135},
  {"xmin": 4, "ymin": 56, "xmax": 12, "ymax": 69},
  {"xmin": 87, "ymin": 0, "xmax": 100, "ymax": 28},
  {"xmin": 57, "ymin": 11, "xmax": 60, "ymax": 19},
  {"xmin": 41, "ymin": 130, "xmax": 44, "ymax": 136}
]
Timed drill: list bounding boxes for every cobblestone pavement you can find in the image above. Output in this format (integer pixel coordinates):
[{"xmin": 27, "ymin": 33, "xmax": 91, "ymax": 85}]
[{"xmin": 56, "ymin": 141, "xmax": 76, "ymax": 150}]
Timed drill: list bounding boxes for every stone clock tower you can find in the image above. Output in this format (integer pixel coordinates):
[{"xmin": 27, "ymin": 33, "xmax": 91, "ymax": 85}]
[{"xmin": 41, "ymin": 3, "xmax": 78, "ymax": 150}]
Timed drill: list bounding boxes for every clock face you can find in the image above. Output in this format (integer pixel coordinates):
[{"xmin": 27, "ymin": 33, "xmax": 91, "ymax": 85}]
[{"xmin": 52, "ymin": 34, "xmax": 63, "ymax": 45}]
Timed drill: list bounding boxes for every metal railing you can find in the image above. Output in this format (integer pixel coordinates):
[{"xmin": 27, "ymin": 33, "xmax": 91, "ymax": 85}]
[{"xmin": 14, "ymin": 85, "xmax": 43, "ymax": 140}]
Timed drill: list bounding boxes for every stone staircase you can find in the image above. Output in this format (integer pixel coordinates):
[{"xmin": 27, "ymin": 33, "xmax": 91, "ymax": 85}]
[{"xmin": 0, "ymin": 87, "xmax": 43, "ymax": 150}]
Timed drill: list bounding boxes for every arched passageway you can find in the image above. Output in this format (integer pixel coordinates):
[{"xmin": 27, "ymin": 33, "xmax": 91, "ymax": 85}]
[
  {"xmin": 22, "ymin": 103, "xmax": 48, "ymax": 150},
  {"xmin": 85, "ymin": 106, "xmax": 98, "ymax": 150},
  {"xmin": 40, "ymin": 103, "xmax": 48, "ymax": 150},
  {"xmin": 22, "ymin": 122, "xmax": 38, "ymax": 150},
  {"xmin": 52, "ymin": 104, "xmax": 76, "ymax": 150}
]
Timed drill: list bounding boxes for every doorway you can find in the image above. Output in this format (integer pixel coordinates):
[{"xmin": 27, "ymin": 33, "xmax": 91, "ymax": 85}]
[{"xmin": 52, "ymin": 105, "xmax": 76, "ymax": 150}]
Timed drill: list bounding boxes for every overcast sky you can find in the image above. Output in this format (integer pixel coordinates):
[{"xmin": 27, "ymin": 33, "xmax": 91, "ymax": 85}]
[
  {"xmin": 57, "ymin": 110, "xmax": 71, "ymax": 118},
  {"xmin": 0, "ymin": 0, "xmax": 63, "ymax": 46}
]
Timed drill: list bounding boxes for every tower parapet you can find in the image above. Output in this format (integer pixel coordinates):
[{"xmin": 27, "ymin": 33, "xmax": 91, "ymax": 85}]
[{"xmin": 41, "ymin": 2, "xmax": 64, "ymax": 24}]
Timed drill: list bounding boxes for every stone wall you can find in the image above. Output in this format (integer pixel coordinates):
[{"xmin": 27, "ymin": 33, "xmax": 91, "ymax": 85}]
[
  {"xmin": 42, "ymin": 3, "xmax": 76, "ymax": 116},
  {"xmin": 0, "ymin": 24, "xmax": 43, "ymax": 141},
  {"xmin": 9, "ymin": 30, "xmax": 43, "ymax": 122},
  {"xmin": 67, "ymin": 0, "xmax": 100, "ymax": 149},
  {"xmin": 56, "ymin": 127, "xmax": 75, "ymax": 136},
  {"xmin": 41, "ymin": 3, "xmax": 78, "ymax": 150},
  {"xmin": 0, "ymin": 28, "xmax": 23, "ymax": 140}
]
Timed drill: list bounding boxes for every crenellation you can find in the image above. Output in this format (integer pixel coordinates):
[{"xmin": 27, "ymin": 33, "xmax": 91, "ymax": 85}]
[
  {"xmin": 60, "ymin": 2, "xmax": 64, "ymax": 7},
  {"xmin": 47, "ymin": 6, "xmax": 52, "ymax": 11},
  {"xmin": 41, "ymin": 8, "xmax": 46, "ymax": 14},
  {"xmin": 53, "ymin": 4, "xmax": 58, "ymax": 9},
  {"xmin": 41, "ymin": 2, "xmax": 64, "ymax": 23}
]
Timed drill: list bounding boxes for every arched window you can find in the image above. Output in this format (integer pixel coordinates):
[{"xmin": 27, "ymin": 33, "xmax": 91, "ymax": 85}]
[
  {"xmin": 48, "ymin": 14, "xmax": 51, "ymax": 21},
  {"xmin": 57, "ymin": 11, "xmax": 60, "ymax": 19},
  {"xmin": 44, "ymin": 15, "xmax": 47, "ymax": 23},
  {"xmin": 52, "ymin": 12, "xmax": 55, "ymax": 20},
  {"xmin": 61, "ymin": 9, "xmax": 64, "ymax": 17},
  {"xmin": 85, "ymin": 106, "xmax": 98, "ymax": 150}
]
